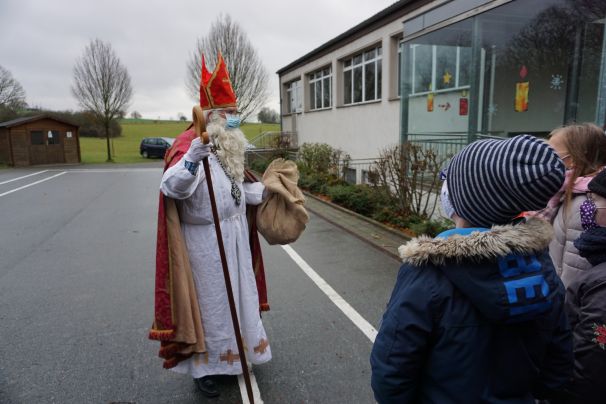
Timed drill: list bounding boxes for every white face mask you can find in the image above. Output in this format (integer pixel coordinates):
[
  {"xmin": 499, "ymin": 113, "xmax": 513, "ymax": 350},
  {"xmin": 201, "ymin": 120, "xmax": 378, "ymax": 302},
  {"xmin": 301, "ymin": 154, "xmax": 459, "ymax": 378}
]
[{"xmin": 440, "ymin": 181, "xmax": 456, "ymax": 219}]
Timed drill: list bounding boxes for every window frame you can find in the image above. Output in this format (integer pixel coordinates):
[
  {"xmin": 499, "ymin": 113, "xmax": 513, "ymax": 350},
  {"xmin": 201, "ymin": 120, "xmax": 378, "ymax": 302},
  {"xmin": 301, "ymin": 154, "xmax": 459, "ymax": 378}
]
[
  {"xmin": 308, "ymin": 66, "xmax": 332, "ymax": 111},
  {"xmin": 30, "ymin": 130, "xmax": 45, "ymax": 145},
  {"xmin": 410, "ymin": 44, "xmax": 471, "ymax": 96},
  {"xmin": 47, "ymin": 130, "xmax": 61, "ymax": 145},
  {"xmin": 285, "ymin": 79, "xmax": 303, "ymax": 113},
  {"xmin": 342, "ymin": 45, "xmax": 383, "ymax": 105}
]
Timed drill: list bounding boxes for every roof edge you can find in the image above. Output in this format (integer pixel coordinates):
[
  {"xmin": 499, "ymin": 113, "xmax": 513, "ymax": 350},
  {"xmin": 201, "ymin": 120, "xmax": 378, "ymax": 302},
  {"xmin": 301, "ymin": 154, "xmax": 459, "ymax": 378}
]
[
  {"xmin": 0, "ymin": 114, "xmax": 80, "ymax": 128},
  {"xmin": 276, "ymin": 0, "xmax": 426, "ymax": 76}
]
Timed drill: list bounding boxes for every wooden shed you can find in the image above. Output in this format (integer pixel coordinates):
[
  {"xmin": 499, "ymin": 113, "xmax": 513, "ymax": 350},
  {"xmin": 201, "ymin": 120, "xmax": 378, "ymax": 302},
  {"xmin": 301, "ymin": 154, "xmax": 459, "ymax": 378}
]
[{"xmin": 0, "ymin": 115, "xmax": 81, "ymax": 166}]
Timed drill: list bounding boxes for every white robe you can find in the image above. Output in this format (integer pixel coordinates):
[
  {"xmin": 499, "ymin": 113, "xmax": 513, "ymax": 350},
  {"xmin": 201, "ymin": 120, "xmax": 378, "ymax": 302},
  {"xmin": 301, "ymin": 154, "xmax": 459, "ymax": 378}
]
[{"xmin": 160, "ymin": 155, "xmax": 272, "ymax": 378}]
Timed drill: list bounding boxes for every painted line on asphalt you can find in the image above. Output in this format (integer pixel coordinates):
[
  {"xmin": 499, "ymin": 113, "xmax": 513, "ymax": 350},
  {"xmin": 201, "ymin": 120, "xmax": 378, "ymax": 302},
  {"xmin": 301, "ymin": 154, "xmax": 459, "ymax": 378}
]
[
  {"xmin": 281, "ymin": 244, "xmax": 378, "ymax": 343},
  {"xmin": 0, "ymin": 170, "xmax": 48, "ymax": 185},
  {"xmin": 238, "ymin": 370, "xmax": 264, "ymax": 404},
  {"xmin": 0, "ymin": 172, "xmax": 67, "ymax": 197},
  {"xmin": 49, "ymin": 168, "xmax": 161, "ymax": 173}
]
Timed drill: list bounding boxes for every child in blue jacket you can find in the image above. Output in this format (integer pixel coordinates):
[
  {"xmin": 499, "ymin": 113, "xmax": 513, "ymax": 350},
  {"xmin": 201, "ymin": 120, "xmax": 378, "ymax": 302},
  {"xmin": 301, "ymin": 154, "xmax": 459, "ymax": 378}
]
[{"xmin": 371, "ymin": 135, "xmax": 573, "ymax": 403}]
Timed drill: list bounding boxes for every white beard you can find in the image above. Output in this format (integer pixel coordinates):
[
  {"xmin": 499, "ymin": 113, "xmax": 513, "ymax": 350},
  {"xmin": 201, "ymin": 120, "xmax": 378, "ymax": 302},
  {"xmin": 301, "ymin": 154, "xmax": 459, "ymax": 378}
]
[{"xmin": 207, "ymin": 120, "xmax": 246, "ymax": 183}]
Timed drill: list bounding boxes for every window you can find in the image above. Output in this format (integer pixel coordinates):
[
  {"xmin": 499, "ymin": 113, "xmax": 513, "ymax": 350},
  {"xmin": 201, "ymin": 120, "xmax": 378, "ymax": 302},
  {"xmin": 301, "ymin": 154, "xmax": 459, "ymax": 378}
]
[
  {"xmin": 47, "ymin": 130, "xmax": 61, "ymax": 145},
  {"xmin": 344, "ymin": 167, "xmax": 356, "ymax": 184},
  {"xmin": 397, "ymin": 42, "xmax": 402, "ymax": 96},
  {"xmin": 31, "ymin": 131, "xmax": 44, "ymax": 145},
  {"xmin": 343, "ymin": 46, "xmax": 382, "ymax": 105},
  {"xmin": 410, "ymin": 44, "xmax": 471, "ymax": 95},
  {"xmin": 401, "ymin": 0, "xmax": 606, "ymax": 139},
  {"xmin": 285, "ymin": 80, "xmax": 302, "ymax": 113},
  {"xmin": 309, "ymin": 67, "xmax": 332, "ymax": 110}
]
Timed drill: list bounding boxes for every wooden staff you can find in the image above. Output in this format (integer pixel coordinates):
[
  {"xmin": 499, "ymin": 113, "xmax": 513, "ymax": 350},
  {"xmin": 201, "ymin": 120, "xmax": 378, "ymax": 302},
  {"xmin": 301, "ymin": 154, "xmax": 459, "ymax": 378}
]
[{"xmin": 193, "ymin": 105, "xmax": 254, "ymax": 404}]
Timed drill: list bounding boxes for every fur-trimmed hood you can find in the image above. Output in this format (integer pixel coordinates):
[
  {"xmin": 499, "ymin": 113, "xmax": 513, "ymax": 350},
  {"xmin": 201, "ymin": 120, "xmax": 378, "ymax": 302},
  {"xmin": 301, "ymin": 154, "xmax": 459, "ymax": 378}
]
[
  {"xmin": 399, "ymin": 217, "xmax": 553, "ymax": 267},
  {"xmin": 397, "ymin": 217, "xmax": 561, "ymax": 324}
]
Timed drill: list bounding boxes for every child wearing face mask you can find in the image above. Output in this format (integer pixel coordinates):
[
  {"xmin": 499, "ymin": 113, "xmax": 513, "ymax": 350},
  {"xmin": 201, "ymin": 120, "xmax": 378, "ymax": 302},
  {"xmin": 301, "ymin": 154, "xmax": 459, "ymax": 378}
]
[
  {"xmin": 553, "ymin": 169, "xmax": 606, "ymax": 404},
  {"xmin": 545, "ymin": 123, "xmax": 606, "ymax": 288}
]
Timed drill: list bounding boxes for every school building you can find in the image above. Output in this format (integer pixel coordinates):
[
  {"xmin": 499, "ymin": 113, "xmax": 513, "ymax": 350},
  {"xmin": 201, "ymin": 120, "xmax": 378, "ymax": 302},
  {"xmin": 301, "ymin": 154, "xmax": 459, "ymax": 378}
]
[{"xmin": 277, "ymin": 0, "xmax": 606, "ymax": 182}]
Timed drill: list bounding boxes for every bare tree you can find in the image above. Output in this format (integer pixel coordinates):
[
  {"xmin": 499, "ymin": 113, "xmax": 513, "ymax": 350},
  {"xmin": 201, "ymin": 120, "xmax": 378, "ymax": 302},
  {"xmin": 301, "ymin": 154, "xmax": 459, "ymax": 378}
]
[
  {"xmin": 369, "ymin": 143, "xmax": 445, "ymax": 219},
  {"xmin": 257, "ymin": 107, "xmax": 279, "ymax": 123},
  {"xmin": 0, "ymin": 65, "xmax": 27, "ymax": 110},
  {"xmin": 72, "ymin": 39, "xmax": 133, "ymax": 161},
  {"xmin": 186, "ymin": 14, "xmax": 269, "ymax": 121},
  {"xmin": 130, "ymin": 110, "xmax": 142, "ymax": 119}
]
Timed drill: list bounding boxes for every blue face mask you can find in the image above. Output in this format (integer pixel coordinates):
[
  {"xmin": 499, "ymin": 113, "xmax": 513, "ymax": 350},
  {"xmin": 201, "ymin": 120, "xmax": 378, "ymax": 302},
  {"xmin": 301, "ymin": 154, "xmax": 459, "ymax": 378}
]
[{"xmin": 225, "ymin": 114, "xmax": 241, "ymax": 129}]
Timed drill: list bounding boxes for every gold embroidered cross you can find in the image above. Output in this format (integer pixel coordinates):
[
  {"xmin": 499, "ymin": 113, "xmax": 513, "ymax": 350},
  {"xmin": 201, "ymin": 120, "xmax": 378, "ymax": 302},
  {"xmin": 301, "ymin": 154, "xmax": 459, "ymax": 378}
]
[
  {"xmin": 194, "ymin": 352, "xmax": 209, "ymax": 366},
  {"xmin": 220, "ymin": 349, "xmax": 239, "ymax": 365},
  {"xmin": 254, "ymin": 338, "xmax": 269, "ymax": 354}
]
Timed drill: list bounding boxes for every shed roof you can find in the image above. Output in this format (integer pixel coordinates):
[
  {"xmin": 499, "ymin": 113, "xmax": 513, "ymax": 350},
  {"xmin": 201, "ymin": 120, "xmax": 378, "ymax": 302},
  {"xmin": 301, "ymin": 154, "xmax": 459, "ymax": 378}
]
[
  {"xmin": 0, "ymin": 115, "xmax": 79, "ymax": 129},
  {"xmin": 276, "ymin": 0, "xmax": 425, "ymax": 76}
]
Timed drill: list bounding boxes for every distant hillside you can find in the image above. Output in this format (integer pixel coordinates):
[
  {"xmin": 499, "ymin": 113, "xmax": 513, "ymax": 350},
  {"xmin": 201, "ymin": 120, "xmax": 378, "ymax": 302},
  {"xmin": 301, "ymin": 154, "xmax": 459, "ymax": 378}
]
[{"xmin": 79, "ymin": 119, "xmax": 280, "ymax": 164}]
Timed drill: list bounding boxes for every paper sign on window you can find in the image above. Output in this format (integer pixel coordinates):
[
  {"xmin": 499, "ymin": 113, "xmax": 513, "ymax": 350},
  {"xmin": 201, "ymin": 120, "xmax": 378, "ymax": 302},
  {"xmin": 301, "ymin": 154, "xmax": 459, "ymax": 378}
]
[
  {"xmin": 515, "ymin": 82, "xmax": 529, "ymax": 112},
  {"xmin": 67, "ymin": 132, "xmax": 72, "ymax": 138},
  {"xmin": 48, "ymin": 131, "xmax": 53, "ymax": 138},
  {"xmin": 459, "ymin": 98, "xmax": 468, "ymax": 116},
  {"xmin": 514, "ymin": 65, "xmax": 529, "ymax": 112}
]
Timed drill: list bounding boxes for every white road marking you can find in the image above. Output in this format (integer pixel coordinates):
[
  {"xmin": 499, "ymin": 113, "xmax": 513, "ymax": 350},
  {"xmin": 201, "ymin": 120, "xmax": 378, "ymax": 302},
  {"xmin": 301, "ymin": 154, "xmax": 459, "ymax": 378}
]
[
  {"xmin": 281, "ymin": 244, "xmax": 378, "ymax": 343},
  {"xmin": 0, "ymin": 170, "xmax": 48, "ymax": 185},
  {"xmin": 238, "ymin": 368, "xmax": 264, "ymax": 404},
  {"xmin": 0, "ymin": 172, "xmax": 67, "ymax": 197},
  {"xmin": 49, "ymin": 168, "xmax": 161, "ymax": 173}
]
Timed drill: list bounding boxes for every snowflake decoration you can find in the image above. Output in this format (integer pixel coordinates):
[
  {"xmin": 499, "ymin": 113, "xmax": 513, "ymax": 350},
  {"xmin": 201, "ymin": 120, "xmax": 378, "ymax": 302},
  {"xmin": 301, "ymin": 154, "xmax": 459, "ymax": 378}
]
[
  {"xmin": 488, "ymin": 103, "xmax": 498, "ymax": 115},
  {"xmin": 550, "ymin": 74, "xmax": 564, "ymax": 90}
]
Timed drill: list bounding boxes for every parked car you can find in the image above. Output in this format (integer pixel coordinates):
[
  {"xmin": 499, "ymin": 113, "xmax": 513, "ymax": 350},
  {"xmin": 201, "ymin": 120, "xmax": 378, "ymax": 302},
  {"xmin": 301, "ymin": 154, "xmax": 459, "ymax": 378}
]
[{"xmin": 140, "ymin": 137, "xmax": 175, "ymax": 158}]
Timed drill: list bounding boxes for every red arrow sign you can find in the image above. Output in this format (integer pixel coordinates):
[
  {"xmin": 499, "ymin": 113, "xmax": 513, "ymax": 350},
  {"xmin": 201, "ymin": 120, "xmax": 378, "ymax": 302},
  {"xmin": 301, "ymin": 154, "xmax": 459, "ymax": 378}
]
[{"xmin": 438, "ymin": 102, "xmax": 451, "ymax": 111}]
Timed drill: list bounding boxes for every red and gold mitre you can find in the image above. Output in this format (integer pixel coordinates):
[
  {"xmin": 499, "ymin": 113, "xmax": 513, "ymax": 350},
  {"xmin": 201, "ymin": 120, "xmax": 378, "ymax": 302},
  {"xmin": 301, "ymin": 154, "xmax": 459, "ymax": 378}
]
[{"xmin": 199, "ymin": 52, "xmax": 237, "ymax": 110}]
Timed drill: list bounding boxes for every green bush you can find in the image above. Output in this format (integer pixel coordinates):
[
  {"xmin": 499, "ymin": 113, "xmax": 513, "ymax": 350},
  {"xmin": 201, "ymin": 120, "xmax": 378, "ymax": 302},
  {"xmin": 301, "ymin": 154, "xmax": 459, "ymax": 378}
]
[
  {"xmin": 372, "ymin": 207, "xmax": 409, "ymax": 228},
  {"xmin": 250, "ymin": 159, "xmax": 270, "ymax": 173},
  {"xmin": 370, "ymin": 208, "xmax": 453, "ymax": 237},
  {"xmin": 406, "ymin": 217, "xmax": 453, "ymax": 237},
  {"xmin": 298, "ymin": 143, "xmax": 337, "ymax": 174},
  {"xmin": 296, "ymin": 142, "xmax": 452, "ymax": 238},
  {"xmin": 299, "ymin": 172, "xmax": 329, "ymax": 194},
  {"xmin": 297, "ymin": 142, "xmax": 350, "ymax": 195},
  {"xmin": 327, "ymin": 184, "xmax": 392, "ymax": 217},
  {"xmin": 249, "ymin": 150, "xmax": 296, "ymax": 175}
]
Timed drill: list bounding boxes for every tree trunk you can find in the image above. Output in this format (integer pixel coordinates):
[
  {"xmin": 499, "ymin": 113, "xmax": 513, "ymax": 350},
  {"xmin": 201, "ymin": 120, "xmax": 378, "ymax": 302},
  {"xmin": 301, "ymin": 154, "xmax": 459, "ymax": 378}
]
[{"xmin": 105, "ymin": 120, "xmax": 112, "ymax": 162}]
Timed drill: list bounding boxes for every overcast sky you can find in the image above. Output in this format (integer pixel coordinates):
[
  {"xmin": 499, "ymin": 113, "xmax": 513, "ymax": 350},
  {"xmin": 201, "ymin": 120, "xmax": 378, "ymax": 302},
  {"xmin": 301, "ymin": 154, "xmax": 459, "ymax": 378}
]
[{"xmin": 0, "ymin": 0, "xmax": 396, "ymax": 120}]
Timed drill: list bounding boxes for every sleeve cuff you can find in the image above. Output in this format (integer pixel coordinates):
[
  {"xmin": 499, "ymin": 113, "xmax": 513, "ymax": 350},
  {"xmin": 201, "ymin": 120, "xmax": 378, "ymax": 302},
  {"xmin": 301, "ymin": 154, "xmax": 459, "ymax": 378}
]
[{"xmin": 183, "ymin": 159, "xmax": 199, "ymax": 176}]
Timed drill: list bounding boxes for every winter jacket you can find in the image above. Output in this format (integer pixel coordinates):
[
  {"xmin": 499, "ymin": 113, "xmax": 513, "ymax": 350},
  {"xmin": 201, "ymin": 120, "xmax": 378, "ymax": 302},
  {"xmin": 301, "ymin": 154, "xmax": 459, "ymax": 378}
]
[
  {"xmin": 550, "ymin": 194, "xmax": 592, "ymax": 288},
  {"xmin": 370, "ymin": 218, "xmax": 573, "ymax": 404},
  {"xmin": 552, "ymin": 261, "xmax": 606, "ymax": 403}
]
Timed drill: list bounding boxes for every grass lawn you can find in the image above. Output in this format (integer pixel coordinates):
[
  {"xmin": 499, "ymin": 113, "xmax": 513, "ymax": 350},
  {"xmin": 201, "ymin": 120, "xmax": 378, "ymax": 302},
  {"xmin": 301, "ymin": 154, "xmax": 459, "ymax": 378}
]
[{"xmin": 79, "ymin": 119, "xmax": 280, "ymax": 164}]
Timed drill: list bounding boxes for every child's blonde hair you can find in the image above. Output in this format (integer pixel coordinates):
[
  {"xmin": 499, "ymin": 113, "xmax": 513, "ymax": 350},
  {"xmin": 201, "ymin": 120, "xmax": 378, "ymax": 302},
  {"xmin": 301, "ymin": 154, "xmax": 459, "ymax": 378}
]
[{"xmin": 549, "ymin": 123, "xmax": 606, "ymax": 208}]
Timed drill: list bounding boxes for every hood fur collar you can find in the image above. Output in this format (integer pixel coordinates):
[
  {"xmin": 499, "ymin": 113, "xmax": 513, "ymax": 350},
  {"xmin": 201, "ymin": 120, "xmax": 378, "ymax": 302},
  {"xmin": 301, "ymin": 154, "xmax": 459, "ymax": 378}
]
[{"xmin": 399, "ymin": 218, "xmax": 553, "ymax": 267}]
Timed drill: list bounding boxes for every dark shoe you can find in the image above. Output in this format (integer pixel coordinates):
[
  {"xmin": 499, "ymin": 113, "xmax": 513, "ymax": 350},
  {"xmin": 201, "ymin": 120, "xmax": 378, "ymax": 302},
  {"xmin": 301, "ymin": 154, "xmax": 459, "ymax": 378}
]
[{"xmin": 195, "ymin": 376, "xmax": 220, "ymax": 398}]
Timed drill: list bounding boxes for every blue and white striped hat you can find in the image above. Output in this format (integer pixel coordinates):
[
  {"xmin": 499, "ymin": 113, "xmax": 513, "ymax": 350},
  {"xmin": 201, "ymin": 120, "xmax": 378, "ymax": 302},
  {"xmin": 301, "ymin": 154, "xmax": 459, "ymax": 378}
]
[{"xmin": 446, "ymin": 134, "xmax": 565, "ymax": 227}]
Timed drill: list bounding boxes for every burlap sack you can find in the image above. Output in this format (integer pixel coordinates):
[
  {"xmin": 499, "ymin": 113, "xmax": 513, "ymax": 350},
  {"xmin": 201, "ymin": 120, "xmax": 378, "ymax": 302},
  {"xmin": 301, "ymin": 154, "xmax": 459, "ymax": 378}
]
[{"xmin": 257, "ymin": 158, "xmax": 309, "ymax": 245}]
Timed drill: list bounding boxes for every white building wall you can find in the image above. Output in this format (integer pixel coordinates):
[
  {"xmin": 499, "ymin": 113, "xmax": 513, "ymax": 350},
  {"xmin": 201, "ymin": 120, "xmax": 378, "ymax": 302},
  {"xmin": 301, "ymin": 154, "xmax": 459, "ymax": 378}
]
[{"xmin": 280, "ymin": 19, "xmax": 407, "ymax": 161}]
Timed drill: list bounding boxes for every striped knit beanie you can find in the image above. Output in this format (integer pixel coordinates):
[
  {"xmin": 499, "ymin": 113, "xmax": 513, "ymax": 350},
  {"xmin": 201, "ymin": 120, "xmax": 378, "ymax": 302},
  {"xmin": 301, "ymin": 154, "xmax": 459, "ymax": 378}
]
[{"xmin": 446, "ymin": 134, "xmax": 565, "ymax": 227}]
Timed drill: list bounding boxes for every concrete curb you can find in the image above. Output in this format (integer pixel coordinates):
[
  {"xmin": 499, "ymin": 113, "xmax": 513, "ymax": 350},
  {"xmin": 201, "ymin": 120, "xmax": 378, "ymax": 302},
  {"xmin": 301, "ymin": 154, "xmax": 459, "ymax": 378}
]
[{"xmin": 303, "ymin": 191, "xmax": 411, "ymax": 241}]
